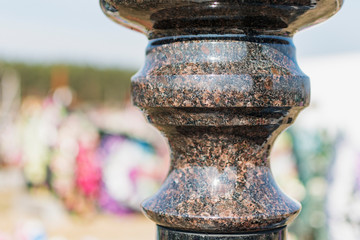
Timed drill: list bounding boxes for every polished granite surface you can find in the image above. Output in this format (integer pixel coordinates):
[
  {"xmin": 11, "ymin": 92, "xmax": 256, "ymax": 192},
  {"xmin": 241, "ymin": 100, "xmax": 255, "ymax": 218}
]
[
  {"xmin": 100, "ymin": 0, "xmax": 342, "ymax": 237},
  {"xmin": 101, "ymin": 0, "xmax": 343, "ymax": 38}
]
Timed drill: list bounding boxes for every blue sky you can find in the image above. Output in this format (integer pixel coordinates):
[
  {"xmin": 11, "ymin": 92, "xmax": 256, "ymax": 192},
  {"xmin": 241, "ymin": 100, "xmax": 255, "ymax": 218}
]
[{"xmin": 0, "ymin": 0, "xmax": 358, "ymax": 69}]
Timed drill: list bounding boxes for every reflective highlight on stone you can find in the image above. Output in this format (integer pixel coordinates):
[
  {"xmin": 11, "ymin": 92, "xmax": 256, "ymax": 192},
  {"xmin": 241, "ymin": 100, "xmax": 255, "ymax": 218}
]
[
  {"xmin": 100, "ymin": 0, "xmax": 343, "ymax": 39},
  {"xmin": 157, "ymin": 226, "xmax": 287, "ymax": 240}
]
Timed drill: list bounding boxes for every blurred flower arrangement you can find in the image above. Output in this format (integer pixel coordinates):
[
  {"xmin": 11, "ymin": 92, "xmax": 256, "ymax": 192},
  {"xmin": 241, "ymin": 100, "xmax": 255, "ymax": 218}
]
[
  {"xmin": 272, "ymin": 128, "xmax": 337, "ymax": 240},
  {"xmin": 0, "ymin": 69, "xmax": 169, "ymax": 217},
  {"xmin": 272, "ymin": 125, "xmax": 360, "ymax": 240}
]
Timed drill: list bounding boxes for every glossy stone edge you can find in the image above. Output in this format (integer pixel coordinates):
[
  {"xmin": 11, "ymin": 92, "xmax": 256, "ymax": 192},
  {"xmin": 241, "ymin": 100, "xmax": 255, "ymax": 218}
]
[
  {"xmin": 157, "ymin": 225, "xmax": 287, "ymax": 240},
  {"xmin": 100, "ymin": 0, "xmax": 343, "ymax": 38}
]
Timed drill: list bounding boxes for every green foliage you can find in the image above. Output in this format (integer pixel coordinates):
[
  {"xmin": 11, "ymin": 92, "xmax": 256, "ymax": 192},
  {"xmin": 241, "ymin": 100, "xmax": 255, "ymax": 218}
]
[{"xmin": 0, "ymin": 61, "xmax": 135, "ymax": 104}]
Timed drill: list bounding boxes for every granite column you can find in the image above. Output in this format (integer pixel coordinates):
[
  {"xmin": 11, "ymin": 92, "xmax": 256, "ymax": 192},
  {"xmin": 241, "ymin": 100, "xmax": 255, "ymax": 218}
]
[{"xmin": 100, "ymin": 1, "xmax": 343, "ymax": 239}]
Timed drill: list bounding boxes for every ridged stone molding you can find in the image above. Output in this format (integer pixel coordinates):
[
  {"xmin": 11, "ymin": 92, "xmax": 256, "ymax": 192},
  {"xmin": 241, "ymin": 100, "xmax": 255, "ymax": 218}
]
[{"xmin": 100, "ymin": 1, "xmax": 343, "ymax": 239}]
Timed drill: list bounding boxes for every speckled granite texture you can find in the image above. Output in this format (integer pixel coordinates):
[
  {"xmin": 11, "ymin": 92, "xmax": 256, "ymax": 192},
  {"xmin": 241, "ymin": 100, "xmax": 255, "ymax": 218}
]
[
  {"xmin": 158, "ymin": 226, "xmax": 287, "ymax": 240},
  {"xmin": 137, "ymin": 36, "xmax": 304, "ymax": 233},
  {"xmin": 100, "ymin": 0, "xmax": 343, "ymax": 238}
]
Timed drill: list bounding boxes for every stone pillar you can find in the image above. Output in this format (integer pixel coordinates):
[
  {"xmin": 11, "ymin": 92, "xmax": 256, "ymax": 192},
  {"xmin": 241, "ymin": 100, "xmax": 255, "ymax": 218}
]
[{"xmin": 100, "ymin": 1, "xmax": 342, "ymax": 239}]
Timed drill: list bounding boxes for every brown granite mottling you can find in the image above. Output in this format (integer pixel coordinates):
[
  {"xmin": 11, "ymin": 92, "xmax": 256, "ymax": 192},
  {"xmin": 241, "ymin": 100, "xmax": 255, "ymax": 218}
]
[
  {"xmin": 132, "ymin": 37, "xmax": 309, "ymax": 109},
  {"xmin": 99, "ymin": 0, "xmax": 343, "ymax": 237},
  {"xmin": 134, "ymin": 36, "xmax": 304, "ymax": 233}
]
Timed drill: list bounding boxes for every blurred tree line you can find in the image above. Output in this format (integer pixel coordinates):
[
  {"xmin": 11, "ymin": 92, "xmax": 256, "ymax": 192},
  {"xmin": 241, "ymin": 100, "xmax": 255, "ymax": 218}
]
[{"xmin": 0, "ymin": 61, "xmax": 135, "ymax": 105}]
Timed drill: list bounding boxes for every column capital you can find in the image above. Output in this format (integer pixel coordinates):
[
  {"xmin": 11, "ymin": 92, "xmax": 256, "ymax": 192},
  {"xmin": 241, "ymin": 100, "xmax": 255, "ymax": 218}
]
[{"xmin": 101, "ymin": 0, "xmax": 342, "ymax": 39}]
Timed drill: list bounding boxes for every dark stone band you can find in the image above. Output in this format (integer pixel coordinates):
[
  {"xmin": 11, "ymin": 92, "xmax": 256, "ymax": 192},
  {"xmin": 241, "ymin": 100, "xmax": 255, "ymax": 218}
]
[
  {"xmin": 148, "ymin": 35, "xmax": 292, "ymax": 48},
  {"xmin": 157, "ymin": 226, "xmax": 287, "ymax": 240}
]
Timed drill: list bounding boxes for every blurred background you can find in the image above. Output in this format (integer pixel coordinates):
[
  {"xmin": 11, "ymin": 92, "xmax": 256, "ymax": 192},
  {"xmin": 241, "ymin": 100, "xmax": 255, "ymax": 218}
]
[{"xmin": 0, "ymin": 1, "xmax": 359, "ymax": 240}]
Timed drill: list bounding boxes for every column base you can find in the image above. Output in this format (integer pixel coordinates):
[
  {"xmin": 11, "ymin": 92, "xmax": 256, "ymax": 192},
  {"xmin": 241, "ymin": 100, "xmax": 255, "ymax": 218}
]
[{"xmin": 157, "ymin": 226, "xmax": 287, "ymax": 240}]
